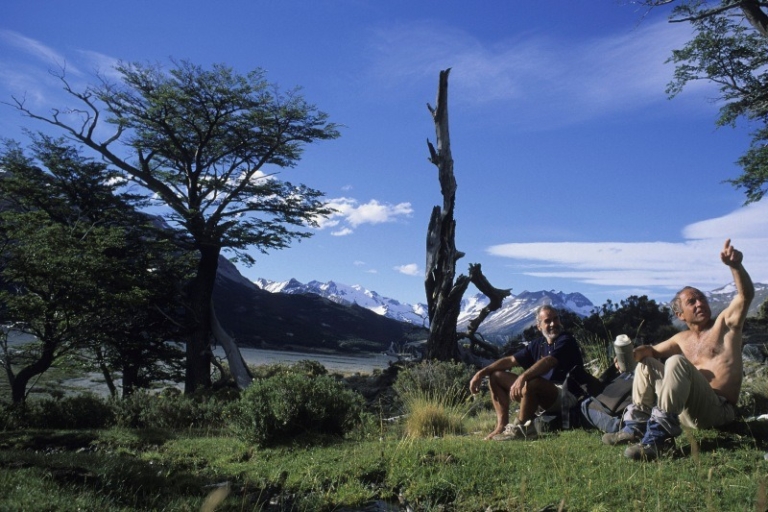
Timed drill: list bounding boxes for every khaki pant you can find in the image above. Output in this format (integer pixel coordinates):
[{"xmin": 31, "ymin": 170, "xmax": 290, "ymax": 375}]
[{"xmin": 631, "ymin": 355, "xmax": 735, "ymax": 429}]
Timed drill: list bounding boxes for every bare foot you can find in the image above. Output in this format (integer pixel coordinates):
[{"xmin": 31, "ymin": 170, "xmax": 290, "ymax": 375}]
[{"xmin": 484, "ymin": 428, "xmax": 504, "ymax": 440}]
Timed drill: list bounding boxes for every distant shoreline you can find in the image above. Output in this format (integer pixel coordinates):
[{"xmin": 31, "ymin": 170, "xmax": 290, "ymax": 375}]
[
  {"xmin": 214, "ymin": 346, "xmax": 399, "ymax": 374},
  {"xmin": 6, "ymin": 329, "xmax": 400, "ymax": 377}
]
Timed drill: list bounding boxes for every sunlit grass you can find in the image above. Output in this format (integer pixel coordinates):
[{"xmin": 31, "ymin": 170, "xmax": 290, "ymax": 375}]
[{"xmin": 400, "ymin": 384, "xmax": 470, "ymax": 439}]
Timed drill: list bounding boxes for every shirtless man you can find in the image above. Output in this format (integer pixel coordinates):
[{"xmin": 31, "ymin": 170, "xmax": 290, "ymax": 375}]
[
  {"xmin": 602, "ymin": 239, "xmax": 754, "ymax": 461},
  {"xmin": 469, "ymin": 304, "xmax": 590, "ymax": 440}
]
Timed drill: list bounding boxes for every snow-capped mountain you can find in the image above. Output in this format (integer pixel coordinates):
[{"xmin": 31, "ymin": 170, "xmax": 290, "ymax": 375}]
[
  {"xmin": 456, "ymin": 290, "xmax": 595, "ymax": 341},
  {"xmin": 252, "ymin": 277, "xmax": 767, "ymax": 344},
  {"xmin": 254, "ymin": 278, "xmax": 594, "ymax": 340},
  {"xmin": 255, "ymin": 278, "xmax": 429, "ymax": 327},
  {"xmin": 213, "ymin": 260, "xmax": 428, "ymax": 352}
]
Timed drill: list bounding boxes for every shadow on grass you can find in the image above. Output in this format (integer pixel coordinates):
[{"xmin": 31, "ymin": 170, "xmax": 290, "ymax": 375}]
[
  {"xmin": 0, "ymin": 429, "xmax": 210, "ymax": 509},
  {"xmin": 669, "ymin": 419, "xmax": 768, "ymax": 460}
]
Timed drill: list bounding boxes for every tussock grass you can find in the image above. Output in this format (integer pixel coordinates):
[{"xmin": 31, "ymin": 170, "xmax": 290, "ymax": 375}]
[
  {"xmin": 401, "ymin": 389, "xmax": 467, "ymax": 438},
  {"xmin": 575, "ymin": 329, "xmax": 612, "ymax": 375}
]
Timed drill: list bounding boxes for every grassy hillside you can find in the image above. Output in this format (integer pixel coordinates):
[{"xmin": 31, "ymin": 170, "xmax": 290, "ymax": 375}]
[{"xmin": 2, "ymin": 358, "xmax": 768, "ymax": 511}]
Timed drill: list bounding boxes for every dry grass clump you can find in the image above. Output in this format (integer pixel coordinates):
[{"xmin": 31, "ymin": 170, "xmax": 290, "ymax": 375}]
[{"xmin": 402, "ymin": 389, "xmax": 467, "ymax": 438}]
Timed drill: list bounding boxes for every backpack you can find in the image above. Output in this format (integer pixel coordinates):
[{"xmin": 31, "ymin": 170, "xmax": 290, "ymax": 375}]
[{"xmin": 579, "ymin": 370, "xmax": 634, "ymax": 433}]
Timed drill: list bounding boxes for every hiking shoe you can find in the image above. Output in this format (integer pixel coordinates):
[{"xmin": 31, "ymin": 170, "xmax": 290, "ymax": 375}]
[
  {"xmin": 623, "ymin": 439, "xmax": 675, "ymax": 461},
  {"xmin": 624, "ymin": 413, "xmax": 678, "ymax": 460},
  {"xmin": 602, "ymin": 429, "xmax": 640, "ymax": 446},
  {"xmin": 492, "ymin": 419, "xmax": 538, "ymax": 441},
  {"xmin": 624, "ymin": 443, "xmax": 659, "ymax": 461}
]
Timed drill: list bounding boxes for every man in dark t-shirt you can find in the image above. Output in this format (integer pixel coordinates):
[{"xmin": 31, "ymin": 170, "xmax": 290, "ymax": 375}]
[{"xmin": 469, "ymin": 304, "xmax": 588, "ymax": 440}]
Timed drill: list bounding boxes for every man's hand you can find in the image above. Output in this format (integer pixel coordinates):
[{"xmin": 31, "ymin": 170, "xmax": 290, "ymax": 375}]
[
  {"xmin": 510, "ymin": 377, "xmax": 526, "ymax": 401},
  {"xmin": 633, "ymin": 345, "xmax": 654, "ymax": 362},
  {"xmin": 469, "ymin": 372, "xmax": 483, "ymax": 395},
  {"xmin": 721, "ymin": 238, "xmax": 743, "ymax": 268}
]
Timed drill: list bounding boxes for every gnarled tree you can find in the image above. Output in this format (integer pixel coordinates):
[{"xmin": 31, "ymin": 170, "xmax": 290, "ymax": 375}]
[
  {"xmin": 10, "ymin": 60, "xmax": 339, "ymax": 392},
  {"xmin": 424, "ymin": 69, "xmax": 510, "ymax": 362}
]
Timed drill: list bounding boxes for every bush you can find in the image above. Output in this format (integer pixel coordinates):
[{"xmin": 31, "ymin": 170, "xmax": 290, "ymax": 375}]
[
  {"xmin": 110, "ymin": 388, "xmax": 236, "ymax": 429},
  {"xmin": 249, "ymin": 359, "xmax": 328, "ymax": 380},
  {"xmin": 393, "ymin": 360, "xmax": 474, "ymax": 408},
  {"xmin": 226, "ymin": 367, "xmax": 366, "ymax": 446},
  {"xmin": 0, "ymin": 402, "xmax": 32, "ymax": 430},
  {"xmin": 33, "ymin": 393, "xmax": 114, "ymax": 429}
]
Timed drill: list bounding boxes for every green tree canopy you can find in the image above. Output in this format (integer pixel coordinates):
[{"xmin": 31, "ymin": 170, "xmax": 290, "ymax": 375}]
[
  {"xmin": 581, "ymin": 295, "xmax": 677, "ymax": 345},
  {"xmin": 637, "ymin": 0, "xmax": 768, "ymax": 202},
  {"xmin": 11, "ymin": 60, "xmax": 340, "ymax": 391},
  {"xmin": 0, "ymin": 138, "xmax": 190, "ymax": 403}
]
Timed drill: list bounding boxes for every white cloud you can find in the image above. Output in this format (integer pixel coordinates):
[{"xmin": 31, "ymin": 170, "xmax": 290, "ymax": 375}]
[
  {"xmin": 0, "ymin": 30, "xmax": 78, "ymax": 73},
  {"xmin": 318, "ymin": 197, "xmax": 413, "ymax": 234},
  {"xmin": 486, "ymin": 201, "xmax": 768, "ymax": 293},
  {"xmin": 395, "ymin": 263, "xmax": 421, "ymax": 276},
  {"xmin": 683, "ymin": 201, "xmax": 768, "ymax": 239},
  {"xmin": 368, "ymin": 18, "xmax": 707, "ymax": 128},
  {"xmin": 77, "ymin": 50, "xmax": 121, "ymax": 80},
  {"xmin": 331, "ymin": 227, "xmax": 353, "ymax": 237}
]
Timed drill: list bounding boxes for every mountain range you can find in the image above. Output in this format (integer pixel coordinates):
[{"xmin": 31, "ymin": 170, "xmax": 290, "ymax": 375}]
[
  {"xmin": 254, "ymin": 276, "xmax": 595, "ymax": 342},
  {"xmin": 214, "ymin": 257, "xmax": 768, "ymax": 353},
  {"xmin": 252, "ymin": 275, "xmax": 768, "ymax": 344},
  {"xmin": 213, "ymin": 258, "xmax": 429, "ymax": 354}
]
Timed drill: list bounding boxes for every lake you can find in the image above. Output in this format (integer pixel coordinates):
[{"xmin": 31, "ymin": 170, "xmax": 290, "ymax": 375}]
[
  {"xmin": 6, "ymin": 329, "xmax": 399, "ymax": 375},
  {"xmin": 213, "ymin": 346, "xmax": 399, "ymax": 374}
]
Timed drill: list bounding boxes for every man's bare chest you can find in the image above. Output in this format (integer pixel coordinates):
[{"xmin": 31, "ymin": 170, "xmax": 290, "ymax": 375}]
[{"xmin": 682, "ymin": 332, "xmax": 724, "ymax": 366}]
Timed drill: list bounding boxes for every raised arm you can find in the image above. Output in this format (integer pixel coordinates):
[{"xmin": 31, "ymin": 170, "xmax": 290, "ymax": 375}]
[{"xmin": 720, "ymin": 239, "xmax": 755, "ymax": 329}]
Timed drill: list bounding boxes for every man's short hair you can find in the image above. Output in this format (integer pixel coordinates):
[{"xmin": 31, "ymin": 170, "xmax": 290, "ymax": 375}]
[
  {"xmin": 671, "ymin": 286, "xmax": 705, "ymax": 315},
  {"xmin": 535, "ymin": 304, "xmax": 558, "ymax": 322}
]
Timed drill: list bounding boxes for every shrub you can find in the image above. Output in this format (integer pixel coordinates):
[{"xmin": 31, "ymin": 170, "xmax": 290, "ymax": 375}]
[
  {"xmin": 226, "ymin": 368, "xmax": 366, "ymax": 446},
  {"xmin": 393, "ymin": 360, "xmax": 474, "ymax": 408},
  {"xmin": 110, "ymin": 388, "xmax": 236, "ymax": 429},
  {"xmin": 249, "ymin": 360, "xmax": 328, "ymax": 380},
  {"xmin": 33, "ymin": 393, "xmax": 114, "ymax": 429},
  {"xmin": 0, "ymin": 402, "xmax": 31, "ymax": 430}
]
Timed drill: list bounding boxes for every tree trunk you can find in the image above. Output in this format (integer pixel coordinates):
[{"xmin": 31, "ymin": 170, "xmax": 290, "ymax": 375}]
[
  {"xmin": 740, "ymin": 1, "xmax": 768, "ymax": 38},
  {"xmin": 184, "ymin": 244, "xmax": 219, "ymax": 393},
  {"xmin": 121, "ymin": 364, "xmax": 140, "ymax": 397},
  {"xmin": 460, "ymin": 264, "xmax": 510, "ymax": 360},
  {"xmin": 94, "ymin": 346, "xmax": 118, "ymax": 397},
  {"xmin": 424, "ymin": 69, "xmax": 463, "ymax": 361},
  {"xmin": 211, "ymin": 300, "xmax": 253, "ymax": 389},
  {"xmin": 10, "ymin": 340, "xmax": 56, "ymax": 404},
  {"xmin": 423, "ymin": 69, "xmax": 511, "ymax": 363}
]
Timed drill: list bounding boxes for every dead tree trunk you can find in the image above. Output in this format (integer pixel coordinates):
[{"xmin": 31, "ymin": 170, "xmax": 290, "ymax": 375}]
[
  {"xmin": 424, "ymin": 69, "xmax": 511, "ymax": 362},
  {"xmin": 211, "ymin": 301, "xmax": 253, "ymax": 389},
  {"xmin": 425, "ymin": 69, "xmax": 462, "ymax": 361}
]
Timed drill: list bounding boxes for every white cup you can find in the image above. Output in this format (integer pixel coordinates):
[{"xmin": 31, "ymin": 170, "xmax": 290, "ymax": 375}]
[{"xmin": 614, "ymin": 334, "xmax": 635, "ymax": 373}]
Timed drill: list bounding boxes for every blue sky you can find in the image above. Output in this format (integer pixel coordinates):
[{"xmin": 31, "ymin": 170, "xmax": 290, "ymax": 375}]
[{"xmin": 2, "ymin": 0, "xmax": 767, "ymax": 308}]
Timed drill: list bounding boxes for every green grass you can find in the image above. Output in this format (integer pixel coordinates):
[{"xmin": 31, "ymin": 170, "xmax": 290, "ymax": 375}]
[
  {"xmin": 1, "ymin": 415, "xmax": 767, "ymax": 511},
  {"xmin": 2, "ymin": 354, "xmax": 768, "ymax": 511}
]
